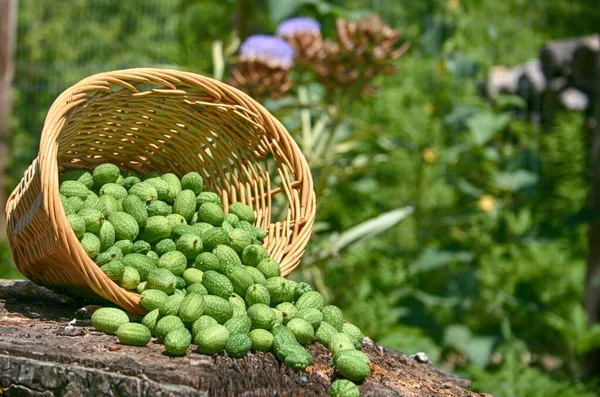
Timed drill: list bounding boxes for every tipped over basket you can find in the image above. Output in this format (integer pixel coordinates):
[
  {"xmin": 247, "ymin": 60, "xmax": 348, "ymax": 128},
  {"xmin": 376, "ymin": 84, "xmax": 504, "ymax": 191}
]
[{"xmin": 6, "ymin": 68, "xmax": 315, "ymax": 314}]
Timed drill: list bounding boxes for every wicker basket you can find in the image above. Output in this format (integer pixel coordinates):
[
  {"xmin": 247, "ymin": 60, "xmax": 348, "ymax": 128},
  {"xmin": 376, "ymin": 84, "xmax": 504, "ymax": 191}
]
[{"xmin": 6, "ymin": 68, "xmax": 315, "ymax": 314}]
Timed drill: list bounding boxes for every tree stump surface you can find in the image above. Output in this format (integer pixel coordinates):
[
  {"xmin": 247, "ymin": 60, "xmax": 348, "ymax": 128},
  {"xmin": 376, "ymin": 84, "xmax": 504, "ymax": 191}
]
[{"xmin": 0, "ymin": 279, "xmax": 489, "ymax": 397}]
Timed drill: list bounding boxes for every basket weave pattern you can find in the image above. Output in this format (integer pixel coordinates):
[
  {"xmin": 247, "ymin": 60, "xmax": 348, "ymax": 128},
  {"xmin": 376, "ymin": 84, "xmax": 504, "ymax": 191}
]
[{"xmin": 6, "ymin": 68, "xmax": 315, "ymax": 314}]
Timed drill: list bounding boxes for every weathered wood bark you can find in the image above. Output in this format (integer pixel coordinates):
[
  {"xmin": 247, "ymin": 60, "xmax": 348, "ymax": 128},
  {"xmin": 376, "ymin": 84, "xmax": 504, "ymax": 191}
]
[
  {"xmin": 0, "ymin": 280, "xmax": 489, "ymax": 397},
  {"xmin": 0, "ymin": 0, "xmax": 17, "ymax": 241}
]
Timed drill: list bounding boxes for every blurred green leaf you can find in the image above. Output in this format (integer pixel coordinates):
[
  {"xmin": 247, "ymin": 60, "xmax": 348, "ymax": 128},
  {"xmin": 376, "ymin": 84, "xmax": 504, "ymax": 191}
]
[
  {"xmin": 444, "ymin": 324, "xmax": 472, "ymax": 347},
  {"xmin": 577, "ymin": 324, "xmax": 600, "ymax": 354},
  {"xmin": 410, "ymin": 247, "xmax": 474, "ymax": 274},
  {"xmin": 467, "ymin": 112, "xmax": 511, "ymax": 146},
  {"xmin": 494, "ymin": 170, "xmax": 538, "ymax": 191},
  {"xmin": 445, "ymin": 52, "xmax": 479, "ymax": 78},
  {"xmin": 329, "ymin": 6, "xmax": 372, "ymax": 20},
  {"xmin": 331, "ymin": 207, "xmax": 414, "ymax": 252},
  {"xmin": 444, "ymin": 105, "xmax": 480, "ymax": 131},
  {"xmin": 268, "ymin": 0, "xmax": 301, "ymax": 23},
  {"xmin": 457, "ymin": 179, "xmax": 483, "ymax": 197},
  {"xmin": 495, "ymin": 94, "xmax": 528, "ymax": 110},
  {"xmin": 465, "ymin": 337, "xmax": 496, "ymax": 367},
  {"xmin": 444, "ymin": 325, "xmax": 495, "ymax": 367},
  {"xmin": 268, "ymin": 0, "xmax": 331, "ymax": 23},
  {"xmin": 420, "ymin": 15, "xmax": 454, "ymax": 55}
]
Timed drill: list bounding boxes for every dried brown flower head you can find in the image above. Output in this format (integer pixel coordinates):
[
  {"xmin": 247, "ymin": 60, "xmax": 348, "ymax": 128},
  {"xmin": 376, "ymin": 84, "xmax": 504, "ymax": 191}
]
[
  {"xmin": 314, "ymin": 15, "xmax": 409, "ymax": 94},
  {"xmin": 277, "ymin": 17, "xmax": 324, "ymax": 67},
  {"xmin": 228, "ymin": 35, "xmax": 294, "ymax": 100}
]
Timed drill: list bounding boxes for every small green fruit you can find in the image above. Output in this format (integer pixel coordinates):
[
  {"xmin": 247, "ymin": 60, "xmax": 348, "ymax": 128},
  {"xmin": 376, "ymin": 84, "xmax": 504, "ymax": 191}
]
[{"xmin": 116, "ymin": 323, "xmax": 151, "ymax": 347}]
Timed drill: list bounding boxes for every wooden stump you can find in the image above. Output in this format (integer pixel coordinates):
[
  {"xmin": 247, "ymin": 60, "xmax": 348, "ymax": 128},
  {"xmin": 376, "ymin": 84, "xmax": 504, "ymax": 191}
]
[{"xmin": 0, "ymin": 279, "xmax": 487, "ymax": 397}]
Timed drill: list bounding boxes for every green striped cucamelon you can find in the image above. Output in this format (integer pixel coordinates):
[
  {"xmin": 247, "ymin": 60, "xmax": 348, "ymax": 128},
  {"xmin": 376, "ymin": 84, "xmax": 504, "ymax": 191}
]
[
  {"xmin": 159, "ymin": 294, "xmax": 185, "ymax": 317},
  {"xmin": 144, "ymin": 177, "xmax": 170, "ymax": 202},
  {"xmin": 248, "ymin": 329, "xmax": 273, "ymax": 352},
  {"xmin": 91, "ymin": 307, "xmax": 129, "ymax": 335},
  {"xmin": 100, "ymin": 260, "xmax": 124, "ymax": 281},
  {"xmin": 122, "ymin": 195, "xmax": 148, "ymax": 228},
  {"xmin": 155, "ymin": 315, "xmax": 185, "ymax": 343},
  {"xmin": 194, "ymin": 252, "xmax": 221, "ymax": 272},
  {"xmin": 328, "ymin": 380, "xmax": 359, "ymax": 397},
  {"xmin": 228, "ymin": 229, "xmax": 253, "ymax": 254},
  {"xmin": 247, "ymin": 303, "xmax": 276, "ymax": 330},
  {"xmin": 225, "ymin": 334, "xmax": 252, "ymax": 358},
  {"xmin": 245, "ymin": 284, "xmax": 270, "ymax": 307},
  {"xmin": 95, "ymin": 246, "xmax": 123, "ymax": 266},
  {"xmin": 60, "ymin": 180, "xmax": 90, "ymax": 200},
  {"xmin": 328, "ymin": 333, "xmax": 355, "ymax": 355},
  {"xmin": 192, "ymin": 315, "xmax": 218, "ymax": 337},
  {"xmin": 140, "ymin": 216, "xmax": 171, "ymax": 244},
  {"xmin": 173, "ymin": 189, "xmax": 197, "ymax": 221},
  {"xmin": 198, "ymin": 202, "xmax": 225, "ymax": 226},
  {"xmin": 93, "ymin": 163, "xmax": 120, "ymax": 188},
  {"xmin": 99, "ymin": 183, "xmax": 128, "ymax": 201},
  {"xmin": 195, "ymin": 324, "xmax": 229, "ymax": 355},
  {"xmin": 227, "ymin": 267, "xmax": 254, "ymax": 298},
  {"xmin": 147, "ymin": 268, "xmax": 177, "ymax": 295},
  {"xmin": 146, "ymin": 200, "xmax": 173, "ymax": 217},
  {"xmin": 322, "ymin": 305, "xmax": 344, "ymax": 332},
  {"xmin": 334, "ymin": 350, "xmax": 371, "ymax": 382},
  {"xmin": 155, "ymin": 238, "xmax": 176, "ymax": 256},
  {"xmin": 176, "ymin": 233, "xmax": 203, "ymax": 261},
  {"xmin": 178, "ymin": 293, "xmax": 205, "ymax": 324},
  {"xmin": 181, "ymin": 172, "xmax": 203, "ymax": 194},
  {"xmin": 140, "ymin": 289, "xmax": 168, "ymax": 312},
  {"xmin": 196, "ymin": 191, "xmax": 222, "ymax": 207},
  {"xmin": 182, "ymin": 268, "xmax": 203, "ymax": 286},
  {"xmin": 158, "ymin": 250, "xmax": 187, "ymax": 276},
  {"xmin": 108, "ymin": 211, "xmax": 139, "ymax": 241},
  {"xmin": 224, "ymin": 315, "xmax": 252, "ymax": 335},
  {"xmin": 128, "ymin": 182, "xmax": 158, "ymax": 202},
  {"xmin": 60, "ymin": 170, "xmax": 94, "ymax": 189},
  {"xmin": 298, "ymin": 308, "xmax": 323, "ymax": 330},
  {"xmin": 201, "ymin": 295, "xmax": 233, "ymax": 324},
  {"xmin": 203, "ymin": 227, "xmax": 229, "ymax": 251},
  {"xmin": 287, "ymin": 318, "xmax": 314, "ymax": 345},
  {"xmin": 256, "ymin": 258, "xmax": 281, "ymax": 279},
  {"xmin": 80, "ymin": 233, "xmax": 101, "ymax": 258},
  {"xmin": 203, "ymin": 270, "xmax": 234, "ymax": 299},
  {"xmin": 68, "ymin": 196, "xmax": 85, "ymax": 214},
  {"xmin": 342, "ymin": 323, "xmax": 363, "ymax": 349},
  {"xmin": 78, "ymin": 208, "xmax": 104, "ymax": 235},
  {"xmin": 160, "ymin": 173, "xmax": 182, "ymax": 204},
  {"xmin": 165, "ymin": 327, "xmax": 192, "ymax": 356},
  {"xmin": 99, "ymin": 221, "xmax": 115, "ymax": 252},
  {"xmin": 120, "ymin": 266, "xmax": 140, "ymax": 290},
  {"xmin": 121, "ymin": 253, "xmax": 157, "ymax": 281},
  {"xmin": 67, "ymin": 214, "xmax": 86, "ymax": 239},
  {"xmin": 295, "ymin": 291, "xmax": 325, "ymax": 311},
  {"xmin": 228, "ymin": 202, "xmax": 256, "ymax": 223},
  {"xmin": 116, "ymin": 323, "xmax": 151, "ymax": 346},
  {"xmin": 242, "ymin": 244, "xmax": 268, "ymax": 267}
]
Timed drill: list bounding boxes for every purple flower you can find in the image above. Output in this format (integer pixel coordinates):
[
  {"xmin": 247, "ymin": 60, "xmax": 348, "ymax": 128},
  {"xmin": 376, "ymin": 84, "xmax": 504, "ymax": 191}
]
[
  {"xmin": 239, "ymin": 35, "xmax": 295, "ymax": 68},
  {"xmin": 276, "ymin": 17, "xmax": 321, "ymax": 36}
]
